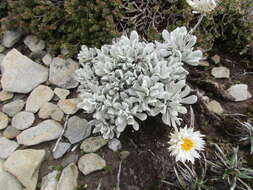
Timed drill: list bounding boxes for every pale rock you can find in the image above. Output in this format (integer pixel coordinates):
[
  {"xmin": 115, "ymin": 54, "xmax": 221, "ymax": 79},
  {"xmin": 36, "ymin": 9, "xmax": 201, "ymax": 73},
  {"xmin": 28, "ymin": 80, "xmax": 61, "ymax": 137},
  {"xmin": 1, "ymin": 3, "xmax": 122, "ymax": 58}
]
[
  {"xmin": 211, "ymin": 66, "xmax": 230, "ymax": 78},
  {"xmin": 0, "ymin": 112, "xmax": 9, "ymax": 130},
  {"xmin": 1, "ymin": 49, "xmax": 48, "ymax": 93},
  {"xmin": 3, "ymin": 126, "xmax": 21, "ymax": 139},
  {"xmin": 4, "ymin": 149, "xmax": 46, "ymax": 190},
  {"xmin": 26, "ymin": 85, "xmax": 54, "ymax": 113},
  {"xmin": 0, "ymin": 54, "xmax": 5, "ymax": 65},
  {"xmin": 80, "ymin": 136, "xmax": 107, "ymax": 153},
  {"xmin": 0, "ymin": 159, "xmax": 23, "ymax": 190},
  {"xmin": 24, "ymin": 35, "xmax": 45, "ymax": 52},
  {"xmin": 78, "ymin": 153, "xmax": 106, "ymax": 175},
  {"xmin": 108, "ymin": 138, "xmax": 122, "ymax": 152},
  {"xmin": 54, "ymin": 88, "xmax": 70, "ymax": 100},
  {"xmin": 227, "ymin": 84, "xmax": 252, "ymax": 102},
  {"xmin": 198, "ymin": 60, "xmax": 209, "ymax": 67},
  {"xmin": 2, "ymin": 100, "xmax": 25, "ymax": 117},
  {"xmin": 207, "ymin": 100, "xmax": 224, "ymax": 114},
  {"xmin": 0, "ymin": 137, "xmax": 19, "ymax": 159},
  {"xmin": 119, "ymin": 151, "xmax": 130, "ymax": 160},
  {"xmin": 12, "ymin": 111, "xmax": 35, "ymax": 130},
  {"xmin": 49, "ymin": 57, "xmax": 79, "ymax": 89},
  {"xmin": 0, "ymin": 45, "xmax": 5, "ymax": 53},
  {"xmin": 64, "ymin": 116, "xmax": 91, "ymax": 144},
  {"xmin": 53, "ymin": 142, "xmax": 71, "ymax": 159},
  {"xmin": 17, "ymin": 120, "xmax": 62, "ymax": 146},
  {"xmin": 38, "ymin": 102, "xmax": 64, "ymax": 121},
  {"xmin": 2, "ymin": 30, "xmax": 22, "ymax": 48},
  {"xmin": 211, "ymin": 54, "xmax": 221, "ymax": 64},
  {"xmin": 57, "ymin": 98, "xmax": 80, "ymax": 114},
  {"xmin": 0, "ymin": 91, "xmax": 14, "ymax": 101},
  {"xmin": 42, "ymin": 54, "xmax": 53, "ymax": 66},
  {"xmin": 57, "ymin": 163, "xmax": 78, "ymax": 190},
  {"xmin": 41, "ymin": 170, "xmax": 60, "ymax": 190},
  {"xmin": 61, "ymin": 154, "xmax": 79, "ymax": 168}
]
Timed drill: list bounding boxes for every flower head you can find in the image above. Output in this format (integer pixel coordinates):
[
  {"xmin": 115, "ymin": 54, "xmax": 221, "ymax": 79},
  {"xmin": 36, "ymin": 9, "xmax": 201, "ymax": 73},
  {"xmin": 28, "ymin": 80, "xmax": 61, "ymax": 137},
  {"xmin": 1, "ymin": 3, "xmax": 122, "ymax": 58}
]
[
  {"xmin": 186, "ymin": 0, "xmax": 217, "ymax": 13},
  {"xmin": 168, "ymin": 126, "xmax": 205, "ymax": 164}
]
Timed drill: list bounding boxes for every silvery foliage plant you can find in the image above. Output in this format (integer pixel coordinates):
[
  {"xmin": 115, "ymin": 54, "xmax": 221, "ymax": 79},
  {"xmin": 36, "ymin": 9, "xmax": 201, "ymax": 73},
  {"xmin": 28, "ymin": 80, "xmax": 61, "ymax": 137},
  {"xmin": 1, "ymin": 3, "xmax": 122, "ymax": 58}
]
[{"xmin": 75, "ymin": 27, "xmax": 202, "ymax": 139}]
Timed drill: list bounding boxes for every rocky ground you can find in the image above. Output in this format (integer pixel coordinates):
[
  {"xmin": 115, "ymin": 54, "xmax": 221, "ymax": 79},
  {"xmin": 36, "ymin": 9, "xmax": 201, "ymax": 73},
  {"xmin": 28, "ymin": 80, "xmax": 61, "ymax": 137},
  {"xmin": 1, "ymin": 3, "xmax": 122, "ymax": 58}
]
[{"xmin": 0, "ymin": 30, "xmax": 252, "ymax": 190}]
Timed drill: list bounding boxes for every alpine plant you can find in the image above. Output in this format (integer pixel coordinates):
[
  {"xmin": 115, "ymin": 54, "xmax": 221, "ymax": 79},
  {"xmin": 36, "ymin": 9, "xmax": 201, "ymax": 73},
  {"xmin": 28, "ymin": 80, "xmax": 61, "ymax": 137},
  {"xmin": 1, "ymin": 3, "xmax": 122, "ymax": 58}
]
[{"xmin": 75, "ymin": 28, "xmax": 202, "ymax": 139}]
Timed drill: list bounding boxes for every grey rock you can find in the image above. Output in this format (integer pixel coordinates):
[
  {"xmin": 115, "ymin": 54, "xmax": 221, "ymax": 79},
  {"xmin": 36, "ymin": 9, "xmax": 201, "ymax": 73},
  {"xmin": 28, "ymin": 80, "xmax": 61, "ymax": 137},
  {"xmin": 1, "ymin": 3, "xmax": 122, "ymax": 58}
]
[
  {"xmin": 4, "ymin": 149, "xmax": 46, "ymax": 190},
  {"xmin": 80, "ymin": 136, "xmax": 107, "ymax": 153},
  {"xmin": 41, "ymin": 170, "xmax": 60, "ymax": 190},
  {"xmin": 57, "ymin": 98, "xmax": 80, "ymax": 115},
  {"xmin": 49, "ymin": 57, "xmax": 79, "ymax": 89},
  {"xmin": 1, "ymin": 49, "xmax": 48, "ymax": 93},
  {"xmin": 38, "ymin": 102, "xmax": 64, "ymax": 122},
  {"xmin": 24, "ymin": 35, "xmax": 45, "ymax": 52},
  {"xmin": 3, "ymin": 126, "xmax": 21, "ymax": 139},
  {"xmin": 108, "ymin": 138, "xmax": 122, "ymax": 152},
  {"xmin": 54, "ymin": 88, "xmax": 70, "ymax": 100},
  {"xmin": 207, "ymin": 100, "xmax": 224, "ymax": 114},
  {"xmin": 211, "ymin": 54, "xmax": 221, "ymax": 64},
  {"xmin": 211, "ymin": 66, "xmax": 230, "ymax": 79},
  {"xmin": 0, "ymin": 54, "xmax": 5, "ymax": 65},
  {"xmin": 61, "ymin": 154, "xmax": 79, "ymax": 168},
  {"xmin": 2, "ymin": 30, "xmax": 22, "ymax": 48},
  {"xmin": 0, "ymin": 137, "xmax": 19, "ymax": 159},
  {"xmin": 0, "ymin": 159, "xmax": 23, "ymax": 190},
  {"xmin": 64, "ymin": 116, "xmax": 91, "ymax": 144},
  {"xmin": 0, "ymin": 91, "xmax": 14, "ymax": 102},
  {"xmin": 0, "ymin": 112, "xmax": 9, "ymax": 130},
  {"xmin": 227, "ymin": 84, "xmax": 252, "ymax": 102},
  {"xmin": 78, "ymin": 153, "xmax": 106, "ymax": 175},
  {"xmin": 119, "ymin": 151, "xmax": 130, "ymax": 160},
  {"xmin": 2, "ymin": 100, "xmax": 25, "ymax": 117},
  {"xmin": 12, "ymin": 111, "xmax": 35, "ymax": 130},
  {"xmin": 26, "ymin": 85, "xmax": 54, "ymax": 113},
  {"xmin": 53, "ymin": 142, "xmax": 71, "ymax": 159},
  {"xmin": 57, "ymin": 163, "xmax": 78, "ymax": 190},
  {"xmin": 17, "ymin": 120, "xmax": 62, "ymax": 146},
  {"xmin": 42, "ymin": 54, "xmax": 53, "ymax": 66}
]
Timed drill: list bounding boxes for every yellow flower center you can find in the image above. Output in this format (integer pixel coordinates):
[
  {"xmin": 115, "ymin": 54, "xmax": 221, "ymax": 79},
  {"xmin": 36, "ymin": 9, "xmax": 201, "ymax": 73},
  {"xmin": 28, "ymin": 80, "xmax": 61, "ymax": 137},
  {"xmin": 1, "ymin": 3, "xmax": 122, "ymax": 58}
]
[{"xmin": 181, "ymin": 138, "xmax": 193, "ymax": 151}]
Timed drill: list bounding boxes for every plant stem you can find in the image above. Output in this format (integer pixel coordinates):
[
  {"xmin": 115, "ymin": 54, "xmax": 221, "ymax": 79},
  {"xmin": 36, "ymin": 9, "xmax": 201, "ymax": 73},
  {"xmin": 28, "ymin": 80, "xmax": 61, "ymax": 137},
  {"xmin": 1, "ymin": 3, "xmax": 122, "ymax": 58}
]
[{"xmin": 189, "ymin": 13, "xmax": 206, "ymax": 35}]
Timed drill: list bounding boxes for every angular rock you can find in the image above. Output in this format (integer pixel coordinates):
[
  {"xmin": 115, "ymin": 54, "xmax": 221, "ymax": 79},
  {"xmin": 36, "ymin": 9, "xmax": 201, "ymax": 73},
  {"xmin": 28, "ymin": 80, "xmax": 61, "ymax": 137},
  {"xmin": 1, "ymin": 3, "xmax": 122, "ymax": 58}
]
[
  {"xmin": 3, "ymin": 126, "xmax": 21, "ymax": 139},
  {"xmin": 211, "ymin": 54, "xmax": 221, "ymax": 64},
  {"xmin": 12, "ymin": 111, "xmax": 35, "ymax": 130},
  {"xmin": 108, "ymin": 138, "xmax": 122, "ymax": 152},
  {"xmin": 80, "ymin": 136, "xmax": 107, "ymax": 153},
  {"xmin": 41, "ymin": 170, "xmax": 60, "ymax": 190},
  {"xmin": 61, "ymin": 154, "xmax": 79, "ymax": 168},
  {"xmin": 0, "ymin": 112, "xmax": 9, "ymax": 130},
  {"xmin": 42, "ymin": 54, "xmax": 53, "ymax": 66},
  {"xmin": 53, "ymin": 142, "xmax": 71, "ymax": 159},
  {"xmin": 49, "ymin": 58, "xmax": 79, "ymax": 89},
  {"xmin": 57, "ymin": 98, "xmax": 80, "ymax": 115},
  {"xmin": 26, "ymin": 85, "xmax": 54, "ymax": 113},
  {"xmin": 2, "ymin": 30, "xmax": 22, "ymax": 48},
  {"xmin": 78, "ymin": 153, "xmax": 106, "ymax": 175},
  {"xmin": 17, "ymin": 120, "xmax": 62, "ymax": 146},
  {"xmin": 64, "ymin": 116, "xmax": 91, "ymax": 144},
  {"xmin": 211, "ymin": 66, "xmax": 230, "ymax": 79},
  {"xmin": 54, "ymin": 88, "xmax": 70, "ymax": 100},
  {"xmin": 4, "ymin": 149, "xmax": 46, "ymax": 190},
  {"xmin": 227, "ymin": 84, "xmax": 252, "ymax": 102},
  {"xmin": 0, "ymin": 137, "xmax": 19, "ymax": 159},
  {"xmin": 0, "ymin": 91, "xmax": 14, "ymax": 101},
  {"xmin": 2, "ymin": 100, "xmax": 25, "ymax": 117},
  {"xmin": 207, "ymin": 100, "xmax": 224, "ymax": 114},
  {"xmin": 24, "ymin": 35, "xmax": 45, "ymax": 52},
  {"xmin": 1, "ymin": 49, "xmax": 48, "ymax": 93},
  {"xmin": 57, "ymin": 163, "xmax": 78, "ymax": 190},
  {"xmin": 0, "ymin": 159, "xmax": 23, "ymax": 190},
  {"xmin": 38, "ymin": 102, "xmax": 64, "ymax": 121}
]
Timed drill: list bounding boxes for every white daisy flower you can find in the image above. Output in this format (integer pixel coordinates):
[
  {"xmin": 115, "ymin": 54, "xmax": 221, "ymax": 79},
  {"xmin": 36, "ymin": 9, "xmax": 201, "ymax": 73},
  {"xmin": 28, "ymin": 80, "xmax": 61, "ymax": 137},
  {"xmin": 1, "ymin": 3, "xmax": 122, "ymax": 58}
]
[
  {"xmin": 168, "ymin": 126, "xmax": 205, "ymax": 164},
  {"xmin": 186, "ymin": 0, "xmax": 217, "ymax": 13}
]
